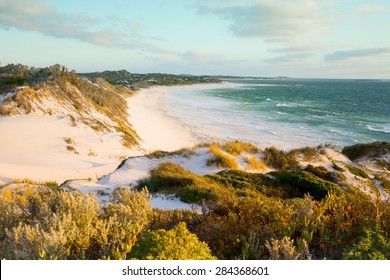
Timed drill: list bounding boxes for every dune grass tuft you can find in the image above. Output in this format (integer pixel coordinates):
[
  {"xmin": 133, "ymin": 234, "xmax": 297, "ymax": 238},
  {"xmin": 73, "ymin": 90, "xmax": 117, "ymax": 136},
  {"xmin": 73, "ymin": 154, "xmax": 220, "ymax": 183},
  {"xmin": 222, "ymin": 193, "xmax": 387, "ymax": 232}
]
[
  {"xmin": 207, "ymin": 144, "xmax": 238, "ymax": 169},
  {"xmin": 244, "ymin": 156, "xmax": 267, "ymax": 171},
  {"xmin": 222, "ymin": 141, "xmax": 260, "ymax": 156}
]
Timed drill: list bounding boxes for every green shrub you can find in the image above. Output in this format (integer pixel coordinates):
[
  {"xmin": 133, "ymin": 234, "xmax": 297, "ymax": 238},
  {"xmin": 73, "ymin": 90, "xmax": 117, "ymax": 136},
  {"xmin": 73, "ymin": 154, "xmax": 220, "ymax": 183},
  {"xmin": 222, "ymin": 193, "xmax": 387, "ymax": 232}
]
[
  {"xmin": 277, "ymin": 171, "xmax": 340, "ymax": 200},
  {"xmin": 342, "ymin": 223, "xmax": 390, "ymax": 260},
  {"xmin": 130, "ymin": 222, "xmax": 216, "ymax": 260},
  {"xmin": 304, "ymin": 165, "xmax": 333, "ymax": 182},
  {"xmin": 0, "ymin": 186, "xmax": 151, "ymax": 260},
  {"xmin": 5, "ymin": 75, "xmax": 27, "ymax": 86},
  {"xmin": 343, "ymin": 163, "xmax": 369, "ymax": 178},
  {"xmin": 137, "ymin": 162, "xmax": 195, "ymax": 193},
  {"xmin": 137, "ymin": 162, "xmax": 223, "ymax": 204},
  {"xmin": 331, "ymin": 161, "xmax": 345, "ymax": 171},
  {"xmin": 207, "ymin": 170, "xmax": 302, "ymax": 199},
  {"xmin": 178, "ymin": 187, "xmax": 213, "ymax": 204},
  {"xmin": 305, "ymin": 190, "xmax": 377, "ymax": 259},
  {"xmin": 342, "ymin": 142, "xmax": 390, "ymax": 161},
  {"xmin": 263, "ymin": 147, "xmax": 298, "ymax": 170}
]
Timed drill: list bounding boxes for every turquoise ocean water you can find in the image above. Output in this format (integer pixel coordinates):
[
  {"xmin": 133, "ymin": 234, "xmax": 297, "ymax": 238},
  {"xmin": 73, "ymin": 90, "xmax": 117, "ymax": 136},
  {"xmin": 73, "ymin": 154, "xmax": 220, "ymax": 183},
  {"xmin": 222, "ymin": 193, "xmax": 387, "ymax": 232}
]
[{"xmin": 165, "ymin": 79, "xmax": 390, "ymax": 149}]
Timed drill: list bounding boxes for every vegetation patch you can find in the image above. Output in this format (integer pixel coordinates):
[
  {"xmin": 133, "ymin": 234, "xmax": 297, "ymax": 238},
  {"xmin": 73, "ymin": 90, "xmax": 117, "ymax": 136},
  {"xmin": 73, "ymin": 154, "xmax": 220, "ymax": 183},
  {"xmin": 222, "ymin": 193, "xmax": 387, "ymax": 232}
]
[
  {"xmin": 147, "ymin": 148, "xmax": 196, "ymax": 160},
  {"xmin": 343, "ymin": 163, "xmax": 369, "ymax": 179},
  {"xmin": 5, "ymin": 75, "xmax": 27, "ymax": 86},
  {"xmin": 263, "ymin": 146, "xmax": 298, "ymax": 171},
  {"xmin": 376, "ymin": 175, "xmax": 390, "ymax": 195},
  {"xmin": 12, "ymin": 179, "xmax": 58, "ymax": 189},
  {"xmin": 276, "ymin": 170, "xmax": 340, "ymax": 200},
  {"xmin": 206, "ymin": 170, "xmax": 302, "ymax": 199},
  {"xmin": 2, "ymin": 168, "xmax": 389, "ymax": 260},
  {"xmin": 293, "ymin": 146, "xmax": 319, "ymax": 161},
  {"xmin": 222, "ymin": 141, "xmax": 260, "ymax": 156},
  {"xmin": 375, "ymin": 159, "xmax": 390, "ymax": 171},
  {"xmin": 0, "ymin": 187, "xmax": 151, "ymax": 259},
  {"xmin": 130, "ymin": 222, "xmax": 216, "ymax": 260},
  {"xmin": 114, "ymin": 119, "xmax": 139, "ymax": 148},
  {"xmin": 304, "ymin": 165, "xmax": 333, "ymax": 182},
  {"xmin": 66, "ymin": 145, "xmax": 79, "ymax": 154},
  {"xmin": 342, "ymin": 142, "xmax": 390, "ymax": 161},
  {"xmin": 1, "ymin": 64, "xmax": 140, "ymax": 147},
  {"xmin": 244, "ymin": 156, "xmax": 267, "ymax": 171},
  {"xmin": 137, "ymin": 162, "xmax": 228, "ymax": 204},
  {"xmin": 332, "ymin": 161, "xmax": 345, "ymax": 172},
  {"xmin": 64, "ymin": 137, "xmax": 74, "ymax": 145},
  {"xmin": 206, "ymin": 144, "xmax": 238, "ymax": 169}
]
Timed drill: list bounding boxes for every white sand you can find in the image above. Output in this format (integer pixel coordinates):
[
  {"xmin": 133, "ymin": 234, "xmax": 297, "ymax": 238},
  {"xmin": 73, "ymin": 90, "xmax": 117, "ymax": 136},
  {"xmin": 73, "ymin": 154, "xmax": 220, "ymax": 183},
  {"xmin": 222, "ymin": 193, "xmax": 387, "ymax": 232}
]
[
  {"xmin": 0, "ymin": 115, "xmax": 130, "ymax": 185},
  {"xmin": 126, "ymin": 83, "xmax": 236, "ymax": 153},
  {"xmin": 0, "ymin": 83, "xmax": 230, "ymax": 186},
  {"xmin": 127, "ymin": 86, "xmax": 198, "ymax": 153}
]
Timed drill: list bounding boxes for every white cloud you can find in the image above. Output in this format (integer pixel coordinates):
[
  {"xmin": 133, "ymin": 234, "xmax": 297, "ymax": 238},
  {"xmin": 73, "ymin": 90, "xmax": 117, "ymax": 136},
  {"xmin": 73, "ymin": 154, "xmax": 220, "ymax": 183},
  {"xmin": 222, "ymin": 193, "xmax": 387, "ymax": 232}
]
[
  {"xmin": 198, "ymin": 0, "xmax": 333, "ymax": 43},
  {"xmin": 0, "ymin": 0, "xmax": 170, "ymax": 54},
  {"xmin": 264, "ymin": 52, "xmax": 312, "ymax": 64},
  {"xmin": 325, "ymin": 48, "xmax": 390, "ymax": 62}
]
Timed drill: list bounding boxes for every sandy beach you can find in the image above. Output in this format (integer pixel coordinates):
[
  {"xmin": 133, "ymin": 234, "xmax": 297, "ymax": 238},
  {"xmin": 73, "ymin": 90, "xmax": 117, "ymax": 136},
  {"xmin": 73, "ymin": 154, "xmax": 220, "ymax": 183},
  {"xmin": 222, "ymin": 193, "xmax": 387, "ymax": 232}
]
[
  {"xmin": 126, "ymin": 83, "xmax": 237, "ymax": 152},
  {"xmin": 126, "ymin": 86, "xmax": 198, "ymax": 153},
  {"xmin": 0, "ymin": 83, "xmax": 230, "ymax": 185}
]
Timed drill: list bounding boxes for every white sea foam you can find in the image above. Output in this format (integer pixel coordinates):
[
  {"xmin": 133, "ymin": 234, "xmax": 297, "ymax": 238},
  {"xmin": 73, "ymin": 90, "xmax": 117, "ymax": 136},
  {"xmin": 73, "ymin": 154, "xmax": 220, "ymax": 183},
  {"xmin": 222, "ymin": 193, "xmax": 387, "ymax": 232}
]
[
  {"xmin": 157, "ymin": 80, "xmax": 389, "ymax": 150},
  {"xmin": 367, "ymin": 124, "xmax": 390, "ymax": 133}
]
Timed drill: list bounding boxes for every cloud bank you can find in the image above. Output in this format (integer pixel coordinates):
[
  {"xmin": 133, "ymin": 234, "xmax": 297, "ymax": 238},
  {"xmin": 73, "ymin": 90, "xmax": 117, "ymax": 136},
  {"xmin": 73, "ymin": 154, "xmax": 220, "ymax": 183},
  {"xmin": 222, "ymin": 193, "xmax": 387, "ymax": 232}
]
[
  {"xmin": 325, "ymin": 48, "xmax": 390, "ymax": 62},
  {"xmin": 0, "ymin": 0, "xmax": 168, "ymax": 53},
  {"xmin": 198, "ymin": 0, "xmax": 332, "ymax": 43}
]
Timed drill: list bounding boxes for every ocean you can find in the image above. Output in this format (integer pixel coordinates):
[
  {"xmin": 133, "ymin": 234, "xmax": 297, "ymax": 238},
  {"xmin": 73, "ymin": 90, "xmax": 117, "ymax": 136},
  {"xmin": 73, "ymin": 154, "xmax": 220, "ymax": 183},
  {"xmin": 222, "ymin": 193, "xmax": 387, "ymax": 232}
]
[{"xmin": 164, "ymin": 79, "xmax": 390, "ymax": 149}]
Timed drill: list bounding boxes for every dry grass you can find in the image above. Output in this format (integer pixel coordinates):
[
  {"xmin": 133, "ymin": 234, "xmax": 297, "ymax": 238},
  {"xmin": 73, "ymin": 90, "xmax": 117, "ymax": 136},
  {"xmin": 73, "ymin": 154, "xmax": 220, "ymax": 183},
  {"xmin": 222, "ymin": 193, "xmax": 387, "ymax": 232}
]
[
  {"xmin": 66, "ymin": 145, "xmax": 79, "ymax": 154},
  {"xmin": 147, "ymin": 147, "xmax": 196, "ymax": 159},
  {"xmin": 12, "ymin": 179, "xmax": 58, "ymax": 188},
  {"xmin": 207, "ymin": 144, "xmax": 238, "ymax": 169},
  {"xmin": 244, "ymin": 156, "xmax": 267, "ymax": 171},
  {"xmin": 64, "ymin": 137, "xmax": 74, "ymax": 145},
  {"xmin": 295, "ymin": 146, "xmax": 319, "ymax": 161},
  {"xmin": 222, "ymin": 141, "xmax": 260, "ymax": 156}
]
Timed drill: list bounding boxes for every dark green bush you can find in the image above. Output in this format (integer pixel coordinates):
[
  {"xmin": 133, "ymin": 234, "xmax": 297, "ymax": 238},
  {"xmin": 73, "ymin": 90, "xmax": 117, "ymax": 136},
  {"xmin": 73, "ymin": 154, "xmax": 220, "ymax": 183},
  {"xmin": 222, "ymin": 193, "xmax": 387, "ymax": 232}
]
[
  {"xmin": 263, "ymin": 147, "xmax": 298, "ymax": 170},
  {"xmin": 304, "ymin": 165, "xmax": 333, "ymax": 182},
  {"xmin": 342, "ymin": 223, "xmax": 390, "ymax": 260},
  {"xmin": 137, "ymin": 162, "xmax": 224, "ymax": 204},
  {"xmin": 342, "ymin": 142, "xmax": 390, "ymax": 161},
  {"xmin": 5, "ymin": 75, "xmax": 27, "ymax": 86},
  {"xmin": 277, "ymin": 171, "xmax": 340, "ymax": 200}
]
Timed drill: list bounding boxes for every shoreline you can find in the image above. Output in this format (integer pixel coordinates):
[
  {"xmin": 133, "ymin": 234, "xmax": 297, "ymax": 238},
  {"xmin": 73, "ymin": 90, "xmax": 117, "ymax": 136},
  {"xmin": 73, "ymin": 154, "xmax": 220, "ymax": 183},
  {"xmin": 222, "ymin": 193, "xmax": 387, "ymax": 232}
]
[
  {"xmin": 0, "ymin": 83, "xmax": 233, "ymax": 186},
  {"xmin": 126, "ymin": 83, "xmax": 234, "ymax": 153}
]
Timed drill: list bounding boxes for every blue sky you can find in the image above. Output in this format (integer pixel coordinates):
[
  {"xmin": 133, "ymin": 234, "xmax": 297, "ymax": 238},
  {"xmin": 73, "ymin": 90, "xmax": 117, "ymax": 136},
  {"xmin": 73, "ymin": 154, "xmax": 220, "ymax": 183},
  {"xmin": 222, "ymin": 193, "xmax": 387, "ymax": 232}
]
[{"xmin": 0, "ymin": 0, "xmax": 389, "ymax": 78}]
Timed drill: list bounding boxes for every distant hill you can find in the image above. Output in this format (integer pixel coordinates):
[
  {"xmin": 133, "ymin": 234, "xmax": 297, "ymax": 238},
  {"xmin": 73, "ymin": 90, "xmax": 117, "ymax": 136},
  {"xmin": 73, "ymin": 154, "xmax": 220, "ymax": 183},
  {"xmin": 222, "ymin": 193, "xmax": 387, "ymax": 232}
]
[{"xmin": 80, "ymin": 70, "xmax": 222, "ymax": 90}]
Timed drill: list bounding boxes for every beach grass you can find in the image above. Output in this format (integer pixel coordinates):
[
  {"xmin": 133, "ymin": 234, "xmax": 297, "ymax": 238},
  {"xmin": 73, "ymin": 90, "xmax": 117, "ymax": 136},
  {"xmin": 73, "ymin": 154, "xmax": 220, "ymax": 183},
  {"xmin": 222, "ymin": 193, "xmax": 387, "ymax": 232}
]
[
  {"xmin": 244, "ymin": 156, "xmax": 267, "ymax": 171},
  {"xmin": 207, "ymin": 144, "xmax": 239, "ymax": 169},
  {"xmin": 222, "ymin": 141, "xmax": 260, "ymax": 156}
]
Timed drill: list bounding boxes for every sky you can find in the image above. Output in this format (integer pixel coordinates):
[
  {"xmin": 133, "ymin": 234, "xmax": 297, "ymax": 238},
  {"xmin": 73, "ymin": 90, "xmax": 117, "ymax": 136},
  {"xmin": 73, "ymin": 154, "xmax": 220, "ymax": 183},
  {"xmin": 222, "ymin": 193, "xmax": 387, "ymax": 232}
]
[{"xmin": 0, "ymin": 0, "xmax": 390, "ymax": 78}]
